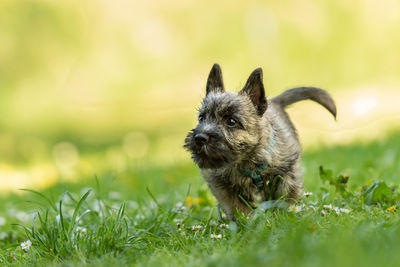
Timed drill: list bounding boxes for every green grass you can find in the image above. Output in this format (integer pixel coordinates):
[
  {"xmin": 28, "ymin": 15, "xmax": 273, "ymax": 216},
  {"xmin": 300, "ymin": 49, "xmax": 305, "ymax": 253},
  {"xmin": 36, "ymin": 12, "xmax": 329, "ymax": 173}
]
[{"xmin": 1, "ymin": 132, "xmax": 400, "ymax": 266}]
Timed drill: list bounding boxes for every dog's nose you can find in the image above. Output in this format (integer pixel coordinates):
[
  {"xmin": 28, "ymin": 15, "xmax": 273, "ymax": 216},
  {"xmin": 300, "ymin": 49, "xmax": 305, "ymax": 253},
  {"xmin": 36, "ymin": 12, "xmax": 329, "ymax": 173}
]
[{"xmin": 194, "ymin": 133, "xmax": 209, "ymax": 145}]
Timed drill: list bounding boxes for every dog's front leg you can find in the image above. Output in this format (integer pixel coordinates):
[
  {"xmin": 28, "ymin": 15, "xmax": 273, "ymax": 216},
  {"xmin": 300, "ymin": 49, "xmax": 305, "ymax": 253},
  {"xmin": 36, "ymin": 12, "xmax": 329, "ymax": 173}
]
[{"xmin": 207, "ymin": 183, "xmax": 251, "ymax": 221}]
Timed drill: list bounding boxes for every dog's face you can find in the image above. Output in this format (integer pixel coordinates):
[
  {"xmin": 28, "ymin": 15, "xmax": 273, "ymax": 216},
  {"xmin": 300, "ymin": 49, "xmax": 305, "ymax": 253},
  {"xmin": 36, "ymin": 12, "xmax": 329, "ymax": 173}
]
[{"xmin": 184, "ymin": 64, "xmax": 268, "ymax": 169}]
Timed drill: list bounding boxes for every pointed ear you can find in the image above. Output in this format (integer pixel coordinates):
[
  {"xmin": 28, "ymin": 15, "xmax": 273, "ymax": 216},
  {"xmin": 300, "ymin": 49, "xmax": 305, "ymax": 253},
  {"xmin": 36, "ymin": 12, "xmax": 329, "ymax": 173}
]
[
  {"xmin": 239, "ymin": 68, "xmax": 268, "ymax": 116},
  {"xmin": 206, "ymin": 63, "xmax": 225, "ymax": 95}
]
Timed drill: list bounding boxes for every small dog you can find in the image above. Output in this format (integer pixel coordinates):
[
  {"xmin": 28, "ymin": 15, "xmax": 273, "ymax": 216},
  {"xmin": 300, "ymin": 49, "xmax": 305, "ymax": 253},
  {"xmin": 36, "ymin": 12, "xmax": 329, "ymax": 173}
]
[{"xmin": 184, "ymin": 64, "xmax": 336, "ymax": 220}]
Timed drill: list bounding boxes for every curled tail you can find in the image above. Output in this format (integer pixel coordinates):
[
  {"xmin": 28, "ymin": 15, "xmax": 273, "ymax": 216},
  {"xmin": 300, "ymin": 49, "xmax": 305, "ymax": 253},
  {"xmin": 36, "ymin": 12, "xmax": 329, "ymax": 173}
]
[{"xmin": 271, "ymin": 87, "xmax": 337, "ymax": 118}]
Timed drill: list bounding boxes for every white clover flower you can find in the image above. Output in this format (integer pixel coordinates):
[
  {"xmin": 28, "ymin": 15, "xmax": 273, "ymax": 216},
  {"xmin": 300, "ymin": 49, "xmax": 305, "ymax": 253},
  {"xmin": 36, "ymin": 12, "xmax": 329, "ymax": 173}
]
[
  {"xmin": 191, "ymin": 225, "xmax": 203, "ymax": 231},
  {"xmin": 21, "ymin": 240, "xmax": 32, "ymax": 251},
  {"xmin": 210, "ymin": 234, "xmax": 222, "ymax": 239},
  {"xmin": 303, "ymin": 192, "xmax": 313, "ymax": 197},
  {"xmin": 288, "ymin": 205, "xmax": 302, "ymax": 213},
  {"xmin": 0, "ymin": 216, "xmax": 6, "ymax": 227},
  {"xmin": 219, "ymin": 223, "xmax": 229, "ymax": 229}
]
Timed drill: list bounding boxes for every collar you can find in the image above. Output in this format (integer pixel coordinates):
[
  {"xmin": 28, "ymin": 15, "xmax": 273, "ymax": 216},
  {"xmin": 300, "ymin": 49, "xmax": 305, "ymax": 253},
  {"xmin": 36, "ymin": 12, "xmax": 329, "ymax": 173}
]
[{"xmin": 239, "ymin": 125, "xmax": 275, "ymax": 191}]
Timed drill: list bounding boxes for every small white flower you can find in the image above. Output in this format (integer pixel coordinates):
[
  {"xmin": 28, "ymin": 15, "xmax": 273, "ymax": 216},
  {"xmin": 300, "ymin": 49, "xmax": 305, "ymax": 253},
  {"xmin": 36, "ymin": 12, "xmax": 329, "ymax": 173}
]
[
  {"xmin": 303, "ymin": 192, "xmax": 313, "ymax": 197},
  {"xmin": 219, "ymin": 223, "xmax": 229, "ymax": 229},
  {"xmin": 288, "ymin": 205, "xmax": 302, "ymax": 213},
  {"xmin": 321, "ymin": 209, "xmax": 327, "ymax": 216},
  {"xmin": 323, "ymin": 204, "xmax": 351, "ymax": 215},
  {"xmin": 76, "ymin": 226, "xmax": 87, "ymax": 235},
  {"xmin": 339, "ymin": 208, "xmax": 351, "ymax": 214},
  {"xmin": 191, "ymin": 225, "xmax": 203, "ymax": 231},
  {"xmin": 0, "ymin": 217, "xmax": 6, "ymax": 227},
  {"xmin": 333, "ymin": 206, "xmax": 341, "ymax": 214},
  {"xmin": 323, "ymin": 204, "xmax": 335, "ymax": 210},
  {"xmin": 210, "ymin": 234, "xmax": 222, "ymax": 239},
  {"xmin": 21, "ymin": 240, "xmax": 32, "ymax": 251},
  {"xmin": 173, "ymin": 202, "xmax": 186, "ymax": 212}
]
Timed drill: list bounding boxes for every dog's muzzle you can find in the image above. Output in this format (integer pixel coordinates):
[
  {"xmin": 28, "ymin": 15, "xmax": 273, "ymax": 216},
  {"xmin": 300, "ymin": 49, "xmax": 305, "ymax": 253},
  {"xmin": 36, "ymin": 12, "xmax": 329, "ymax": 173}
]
[
  {"xmin": 194, "ymin": 133, "xmax": 209, "ymax": 145},
  {"xmin": 184, "ymin": 128, "xmax": 235, "ymax": 169}
]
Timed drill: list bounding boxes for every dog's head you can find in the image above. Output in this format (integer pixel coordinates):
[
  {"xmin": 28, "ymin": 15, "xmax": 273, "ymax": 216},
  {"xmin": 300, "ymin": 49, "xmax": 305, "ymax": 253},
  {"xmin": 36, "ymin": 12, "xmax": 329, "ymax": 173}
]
[{"xmin": 184, "ymin": 64, "xmax": 268, "ymax": 169}]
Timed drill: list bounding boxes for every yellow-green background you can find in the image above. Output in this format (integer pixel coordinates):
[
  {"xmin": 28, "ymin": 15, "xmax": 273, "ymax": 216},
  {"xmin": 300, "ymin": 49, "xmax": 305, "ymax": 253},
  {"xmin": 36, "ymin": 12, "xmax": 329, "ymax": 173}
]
[{"xmin": 1, "ymin": 0, "xmax": 400, "ymax": 191}]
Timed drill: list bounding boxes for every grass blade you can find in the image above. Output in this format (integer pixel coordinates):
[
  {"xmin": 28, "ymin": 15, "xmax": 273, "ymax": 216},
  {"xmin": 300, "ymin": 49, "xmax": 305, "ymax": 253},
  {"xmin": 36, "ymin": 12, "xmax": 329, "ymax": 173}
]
[
  {"xmin": 68, "ymin": 190, "xmax": 92, "ymax": 234},
  {"xmin": 20, "ymin": 189, "xmax": 57, "ymax": 212}
]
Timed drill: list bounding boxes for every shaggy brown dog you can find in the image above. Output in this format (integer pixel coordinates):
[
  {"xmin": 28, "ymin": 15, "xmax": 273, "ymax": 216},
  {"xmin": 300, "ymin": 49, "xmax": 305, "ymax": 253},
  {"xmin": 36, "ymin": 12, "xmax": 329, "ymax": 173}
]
[{"xmin": 184, "ymin": 64, "xmax": 336, "ymax": 220}]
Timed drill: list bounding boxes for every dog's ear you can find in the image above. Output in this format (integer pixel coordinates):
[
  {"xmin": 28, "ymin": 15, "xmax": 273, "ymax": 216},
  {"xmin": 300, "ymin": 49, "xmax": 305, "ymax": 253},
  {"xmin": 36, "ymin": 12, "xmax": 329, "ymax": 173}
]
[
  {"xmin": 206, "ymin": 63, "xmax": 225, "ymax": 95},
  {"xmin": 239, "ymin": 68, "xmax": 268, "ymax": 116}
]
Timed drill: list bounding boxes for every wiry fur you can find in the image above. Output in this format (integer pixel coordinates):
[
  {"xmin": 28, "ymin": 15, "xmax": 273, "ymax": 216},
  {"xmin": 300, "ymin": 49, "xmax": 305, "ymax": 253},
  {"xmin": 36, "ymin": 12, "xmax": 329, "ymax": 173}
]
[{"xmin": 184, "ymin": 64, "xmax": 336, "ymax": 220}]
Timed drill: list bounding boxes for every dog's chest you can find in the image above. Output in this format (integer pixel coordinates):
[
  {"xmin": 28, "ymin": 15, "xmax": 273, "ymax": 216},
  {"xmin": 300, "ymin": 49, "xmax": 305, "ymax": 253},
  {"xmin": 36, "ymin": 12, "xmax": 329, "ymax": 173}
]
[{"xmin": 201, "ymin": 168, "xmax": 280, "ymax": 202}]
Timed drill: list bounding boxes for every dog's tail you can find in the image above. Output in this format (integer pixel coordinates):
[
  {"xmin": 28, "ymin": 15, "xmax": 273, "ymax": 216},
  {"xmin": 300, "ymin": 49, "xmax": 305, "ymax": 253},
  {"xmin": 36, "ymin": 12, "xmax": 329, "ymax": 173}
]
[{"xmin": 271, "ymin": 87, "xmax": 337, "ymax": 119}]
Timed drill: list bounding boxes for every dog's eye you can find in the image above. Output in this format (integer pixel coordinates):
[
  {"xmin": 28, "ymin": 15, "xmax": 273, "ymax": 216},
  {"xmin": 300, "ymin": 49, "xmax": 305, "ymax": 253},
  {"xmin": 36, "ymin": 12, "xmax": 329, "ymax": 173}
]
[
  {"xmin": 198, "ymin": 115, "xmax": 204, "ymax": 122},
  {"xmin": 227, "ymin": 118, "xmax": 237, "ymax": 127}
]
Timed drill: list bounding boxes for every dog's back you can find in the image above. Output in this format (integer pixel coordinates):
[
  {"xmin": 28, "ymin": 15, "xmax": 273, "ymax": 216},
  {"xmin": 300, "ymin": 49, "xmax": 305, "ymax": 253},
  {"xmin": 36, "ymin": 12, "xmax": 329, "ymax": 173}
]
[{"xmin": 263, "ymin": 87, "xmax": 337, "ymax": 201}]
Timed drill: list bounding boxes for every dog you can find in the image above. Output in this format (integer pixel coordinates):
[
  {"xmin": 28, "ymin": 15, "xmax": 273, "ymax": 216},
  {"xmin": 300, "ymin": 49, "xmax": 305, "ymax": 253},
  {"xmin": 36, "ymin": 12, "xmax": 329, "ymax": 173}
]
[{"xmin": 184, "ymin": 64, "xmax": 336, "ymax": 220}]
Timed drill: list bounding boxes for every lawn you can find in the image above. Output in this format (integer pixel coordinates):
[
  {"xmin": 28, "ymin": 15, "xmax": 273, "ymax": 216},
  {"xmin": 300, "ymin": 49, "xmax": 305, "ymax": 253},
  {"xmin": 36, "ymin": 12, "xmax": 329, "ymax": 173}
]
[
  {"xmin": 2, "ymin": 1, "xmax": 400, "ymax": 266},
  {"xmin": 0, "ymin": 131, "xmax": 400, "ymax": 266}
]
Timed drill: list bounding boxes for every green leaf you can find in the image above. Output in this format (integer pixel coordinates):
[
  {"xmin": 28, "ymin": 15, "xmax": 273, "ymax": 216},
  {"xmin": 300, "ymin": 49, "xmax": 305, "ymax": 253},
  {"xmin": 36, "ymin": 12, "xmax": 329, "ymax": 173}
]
[
  {"xmin": 319, "ymin": 166, "xmax": 351, "ymax": 198},
  {"xmin": 362, "ymin": 180, "xmax": 392, "ymax": 204},
  {"xmin": 319, "ymin": 166, "xmax": 333, "ymax": 183}
]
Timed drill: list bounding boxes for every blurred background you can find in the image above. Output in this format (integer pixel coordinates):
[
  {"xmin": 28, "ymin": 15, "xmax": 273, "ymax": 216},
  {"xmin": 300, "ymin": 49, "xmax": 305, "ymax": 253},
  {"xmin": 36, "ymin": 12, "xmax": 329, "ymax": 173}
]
[{"xmin": 1, "ymin": 0, "xmax": 400, "ymax": 192}]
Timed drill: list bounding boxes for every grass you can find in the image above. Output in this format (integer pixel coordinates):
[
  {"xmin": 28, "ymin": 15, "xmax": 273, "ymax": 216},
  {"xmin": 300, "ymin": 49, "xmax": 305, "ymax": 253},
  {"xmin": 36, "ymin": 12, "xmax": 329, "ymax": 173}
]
[{"xmin": 1, "ymin": 132, "xmax": 400, "ymax": 266}]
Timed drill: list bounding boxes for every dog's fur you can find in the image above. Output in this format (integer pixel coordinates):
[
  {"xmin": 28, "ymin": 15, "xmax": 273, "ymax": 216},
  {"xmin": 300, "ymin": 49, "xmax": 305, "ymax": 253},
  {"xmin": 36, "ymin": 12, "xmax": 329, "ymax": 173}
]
[{"xmin": 184, "ymin": 64, "xmax": 336, "ymax": 220}]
